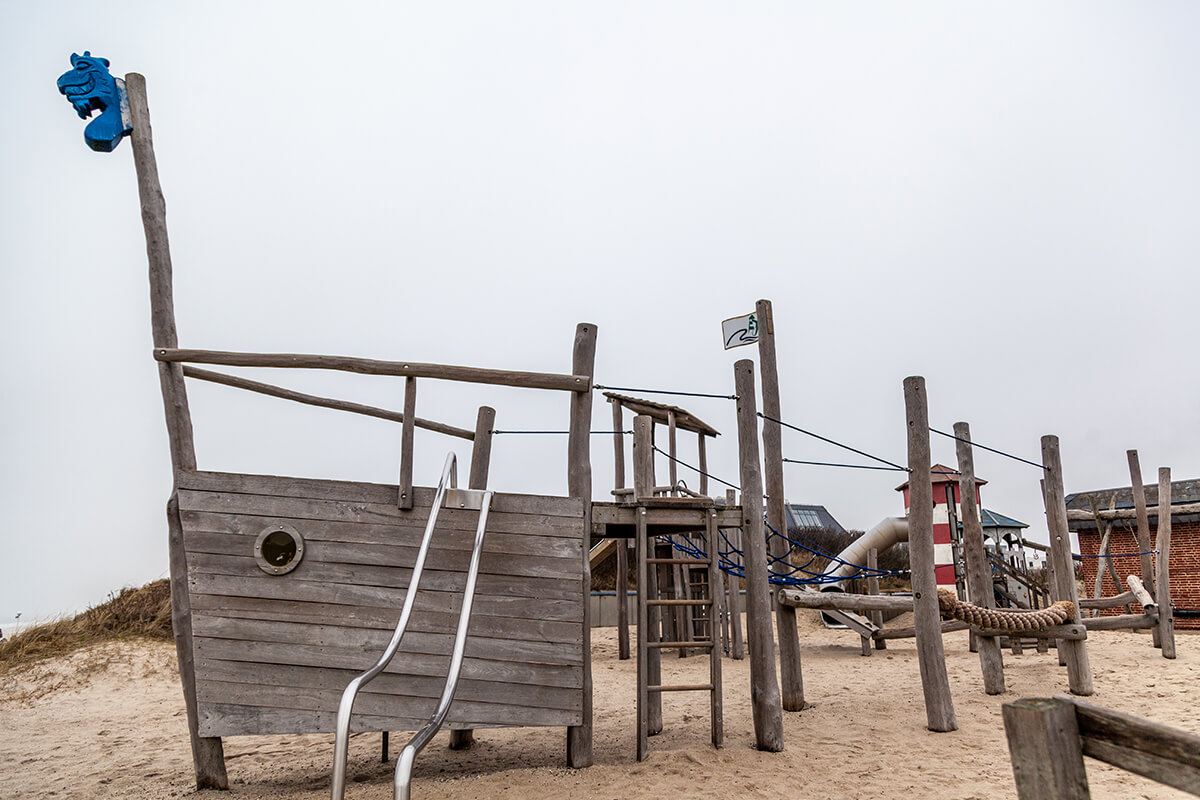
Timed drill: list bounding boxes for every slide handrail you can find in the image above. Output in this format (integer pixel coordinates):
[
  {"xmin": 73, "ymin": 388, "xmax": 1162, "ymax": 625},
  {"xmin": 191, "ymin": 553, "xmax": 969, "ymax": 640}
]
[
  {"xmin": 330, "ymin": 452, "xmax": 463, "ymax": 800},
  {"xmin": 394, "ymin": 484, "xmax": 494, "ymax": 800}
]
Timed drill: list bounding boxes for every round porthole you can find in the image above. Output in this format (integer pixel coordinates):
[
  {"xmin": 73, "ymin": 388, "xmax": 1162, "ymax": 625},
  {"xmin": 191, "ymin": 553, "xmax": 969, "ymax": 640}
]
[{"xmin": 254, "ymin": 524, "xmax": 304, "ymax": 575}]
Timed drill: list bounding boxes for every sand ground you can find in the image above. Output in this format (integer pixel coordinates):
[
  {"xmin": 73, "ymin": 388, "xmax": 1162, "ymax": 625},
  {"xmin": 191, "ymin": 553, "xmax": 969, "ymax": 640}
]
[{"xmin": 1, "ymin": 614, "xmax": 1196, "ymax": 800}]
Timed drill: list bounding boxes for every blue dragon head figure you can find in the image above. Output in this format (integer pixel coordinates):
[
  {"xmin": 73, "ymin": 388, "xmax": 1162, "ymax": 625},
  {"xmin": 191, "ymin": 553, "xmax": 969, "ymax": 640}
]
[{"xmin": 56, "ymin": 51, "xmax": 132, "ymax": 152}]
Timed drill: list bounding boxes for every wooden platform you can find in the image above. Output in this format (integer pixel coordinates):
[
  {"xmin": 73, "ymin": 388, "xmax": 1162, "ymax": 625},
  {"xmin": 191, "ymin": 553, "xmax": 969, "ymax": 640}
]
[
  {"xmin": 177, "ymin": 470, "xmax": 587, "ymax": 737},
  {"xmin": 592, "ymin": 500, "xmax": 741, "ymax": 539}
]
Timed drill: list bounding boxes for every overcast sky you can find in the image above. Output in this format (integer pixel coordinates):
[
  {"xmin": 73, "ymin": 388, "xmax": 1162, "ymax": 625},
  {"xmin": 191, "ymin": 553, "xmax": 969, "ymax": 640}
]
[{"xmin": 2, "ymin": 2, "xmax": 1197, "ymax": 624}]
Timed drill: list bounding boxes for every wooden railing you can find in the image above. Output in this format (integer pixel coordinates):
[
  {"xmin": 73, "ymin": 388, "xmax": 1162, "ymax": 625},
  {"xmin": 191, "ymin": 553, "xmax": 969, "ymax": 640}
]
[{"xmin": 1003, "ymin": 695, "xmax": 1200, "ymax": 798}]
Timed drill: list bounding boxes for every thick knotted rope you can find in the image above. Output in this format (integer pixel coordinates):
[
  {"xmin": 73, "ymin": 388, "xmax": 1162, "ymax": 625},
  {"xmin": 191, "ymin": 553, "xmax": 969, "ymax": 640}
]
[{"xmin": 937, "ymin": 588, "xmax": 1075, "ymax": 631}]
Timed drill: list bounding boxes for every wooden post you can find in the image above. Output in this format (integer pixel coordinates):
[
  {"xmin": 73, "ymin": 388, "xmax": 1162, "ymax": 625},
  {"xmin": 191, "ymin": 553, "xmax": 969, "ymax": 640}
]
[
  {"xmin": 1127, "ymin": 450, "xmax": 1160, "ymax": 648},
  {"xmin": 613, "ymin": 400, "xmax": 631, "ymax": 660},
  {"xmin": 126, "ymin": 73, "xmax": 225, "ymax": 790},
  {"xmin": 754, "ymin": 299, "xmax": 805, "ymax": 712},
  {"xmin": 1156, "ymin": 468, "xmax": 1176, "ymax": 659},
  {"xmin": 398, "ymin": 377, "xmax": 416, "ymax": 509},
  {"xmin": 866, "ymin": 548, "xmax": 886, "ymax": 650},
  {"xmin": 633, "ymin": 415, "xmax": 662, "ymax": 735},
  {"xmin": 954, "ymin": 422, "xmax": 1005, "ymax": 695},
  {"xmin": 450, "ymin": 405, "xmax": 496, "ymax": 751},
  {"xmin": 1041, "ymin": 435, "xmax": 1094, "ymax": 695},
  {"xmin": 698, "ymin": 434, "xmax": 709, "ymax": 496},
  {"xmin": 667, "ymin": 410, "xmax": 678, "ymax": 492},
  {"xmin": 635, "ymin": 505, "xmax": 650, "ymax": 760},
  {"xmin": 726, "ymin": 489, "xmax": 745, "ymax": 660},
  {"xmin": 734, "ymin": 359, "xmax": 784, "ymax": 752},
  {"xmin": 1001, "ymin": 697, "xmax": 1090, "ymax": 800},
  {"xmin": 566, "ymin": 323, "xmax": 597, "ymax": 768},
  {"xmin": 903, "ymin": 377, "xmax": 957, "ymax": 732}
]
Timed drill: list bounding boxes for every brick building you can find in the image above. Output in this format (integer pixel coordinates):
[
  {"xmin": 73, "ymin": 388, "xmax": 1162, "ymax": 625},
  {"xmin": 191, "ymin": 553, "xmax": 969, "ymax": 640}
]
[{"xmin": 1066, "ymin": 477, "xmax": 1200, "ymax": 631}]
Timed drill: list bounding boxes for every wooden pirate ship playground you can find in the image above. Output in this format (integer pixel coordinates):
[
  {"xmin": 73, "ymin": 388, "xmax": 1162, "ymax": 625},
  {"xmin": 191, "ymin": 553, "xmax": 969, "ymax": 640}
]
[{"xmin": 58, "ymin": 56, "xmax": 1199, "ymax": 800}]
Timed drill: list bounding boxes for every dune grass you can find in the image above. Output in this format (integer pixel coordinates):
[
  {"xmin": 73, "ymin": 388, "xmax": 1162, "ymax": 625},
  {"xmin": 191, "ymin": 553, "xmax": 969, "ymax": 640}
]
[{"xmin": 0, "ymin": 579, "xmax": 173, "ymax": 674}]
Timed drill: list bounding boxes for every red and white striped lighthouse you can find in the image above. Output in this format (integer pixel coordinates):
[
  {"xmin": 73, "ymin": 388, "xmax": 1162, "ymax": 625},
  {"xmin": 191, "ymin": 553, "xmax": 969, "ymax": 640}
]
[{"xmin": 896, "ymin": 465, "xmax": 986, "ymax": 597}]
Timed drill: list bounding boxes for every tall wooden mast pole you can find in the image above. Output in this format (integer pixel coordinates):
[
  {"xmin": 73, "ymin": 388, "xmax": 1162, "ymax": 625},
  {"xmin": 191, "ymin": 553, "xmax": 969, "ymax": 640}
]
[
  {"xmin": 124, "ymin": 73, "xmax": 227, "ymax": 789},
  {"xmin": 755, "ymin": 299, "xmax": 805, "ymax": 711}
]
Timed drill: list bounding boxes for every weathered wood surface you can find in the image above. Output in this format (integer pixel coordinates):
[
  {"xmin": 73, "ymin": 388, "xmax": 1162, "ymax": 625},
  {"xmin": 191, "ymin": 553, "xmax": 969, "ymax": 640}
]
[
  {"xmin": 1127, "ymin": 450, "xmax": 1159, "ymax": 647},
  {"xmin": 592, "ymin": 503, "xmax": 741, "ymax": 530},
  {"xmin": 733, "ymin": 359, "xmax": 784, "ymax": 752},
  {"xmin": 904, "ymin": 377, "xmax": 957, "ymax": 732},
  {"xmin": 776, "ymin": 589, "xmax": 912, "ymax": 612},
  {"xmin": 398, "ymin": 377, "xmax": 417, "ymax": 509},
  {"xmin": 1078, "ymin": 591, "xmax": 1136, "ymax": 610},
  {"xmin": 1065, "ymin": 694, "xmax": 1200, "ymax": 795},
  {"xmin": 182, "ymin": 366, "xmax": 474, "ymax": 439},
  {"xmin": 955, "ymin": 422, "xmax": 1005, "ymax": 693},
  {"xmin": 155, "ymin": 348, "xmax": 590, "ymax": 392},
  {"xmin": 1125, "ymin": 575, "xmax": 1157, "ymax": 614},
  {"xmin": 874, "ymin": 619, "xmax": 970, "ymax": 640},
  {"xmin": 1065, "ymin": 501, "xmax": 1200, "ymax": 521},
  {"xmin": 866, "ymin": 548, "xmax": 886, "ymax": 651},
  {"xmin": 179, "ymin": 471, "xmax": 586, "ymax": 738},
  {"xmin": 1002, "ymin": 697, "xmax": 1090, "ymax": 799},
  {"xmin": 127, "ymin": 72, "xmax": 222, "ymax": 790},
  {"xmin": 1080, "ymin": 614, "xmax": 1156, "ymax": 632},
  {"xmin": 755, "ymin": 299, "xmax": 804, "ymax": 711},
  {"xmin": 1041, "ymin": 436, "xmax": 1094, "ymax": 695},
  {"xmin": 726, "ymin": 490, "xmax": 745, "ymax": 660},
  {"xmin": 566, "ymin": 322, "xmax": 597, "ymax": 767},
  {"xmin": 1156, "ymin": 467, "xmax": 1177, "ymax": 659}
]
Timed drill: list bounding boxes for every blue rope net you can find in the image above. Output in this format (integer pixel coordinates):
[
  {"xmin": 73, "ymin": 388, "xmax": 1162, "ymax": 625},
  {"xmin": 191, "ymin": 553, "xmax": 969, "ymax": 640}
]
[{"xmin": 662, "ymin": 522, "xmax": 909, "ymax": 587}]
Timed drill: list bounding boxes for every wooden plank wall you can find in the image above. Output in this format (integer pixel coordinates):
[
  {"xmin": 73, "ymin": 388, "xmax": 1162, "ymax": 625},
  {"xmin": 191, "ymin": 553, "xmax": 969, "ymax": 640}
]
[{"xmin": 176, "ymin": 471, "xmax": 586, "ymax": 738}]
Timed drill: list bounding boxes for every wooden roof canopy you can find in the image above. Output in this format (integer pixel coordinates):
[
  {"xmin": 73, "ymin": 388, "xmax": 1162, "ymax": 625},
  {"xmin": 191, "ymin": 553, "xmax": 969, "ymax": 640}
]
[{"xmin": 603, "ymin": 392, "xmax": 720, "ymax": 437}]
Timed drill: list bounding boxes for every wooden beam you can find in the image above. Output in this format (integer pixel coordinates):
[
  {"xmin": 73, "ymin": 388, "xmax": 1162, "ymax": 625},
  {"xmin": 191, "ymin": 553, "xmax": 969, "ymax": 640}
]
[
  {"xmin": 733, "ymin": 359, "xmax": 784, "ymax": 751},
  {"xmin": 566, "ymin": 323, "xmax": 597, "ymax": 767},
  {"xmin": 904, "ymin": 377, "xmax": 956, "ymax": 731},
  {"xmin": 776, "ymin": 589, "xmax": 913, "ymax": 612},
  {"xmin": 1065, "ymin": 502, "xmax": 1200, "ymax": 521},
  {"xmin": 954, "ymin": 422, "xmax": 1004, "ymax": 695},
  {"xmin": 156, "ymin": 348, "xmax": 590, "ymax": 392},
  {"xmin": 755, "ymin": 299, "xmax": 804, "ymax": 712},
  {"xmin": 182, "ymin": 365, "xmax": 473, "ymax": 439},
  {"xmin": 1127, "ymin": 450, "xmax": 1159, "ymax": 647},
  {"xmin": 633, "ymin": 416, "xmax": 662, "ymax": 737},
  {"xmin": 725, "ymin": 489, "xmax": 745, "ymax": 660},
  {"xmin": 1156, "ymin": 468, "xmax": 1176, "ymax": 659},
  {"xmin": 1042, "ymin": 436, "xmax": 1094, "ymax": 695}
]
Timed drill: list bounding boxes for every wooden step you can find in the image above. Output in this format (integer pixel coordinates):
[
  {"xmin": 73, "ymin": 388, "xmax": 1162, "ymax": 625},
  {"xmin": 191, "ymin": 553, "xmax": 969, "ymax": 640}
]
[
  {"xmin": 648, "ymin": 684, "xmax": 714, "ymax": 693},
  {"xmin": 647, "ymin": 557, "xmax": 709, "ymax": 565},
  {"xmin": 648, "ymin": 598, "xmax": 712, "ymax": 607}
]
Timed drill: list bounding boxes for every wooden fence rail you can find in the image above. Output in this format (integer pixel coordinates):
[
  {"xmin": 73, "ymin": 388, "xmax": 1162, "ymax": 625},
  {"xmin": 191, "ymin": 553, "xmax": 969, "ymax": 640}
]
[{"xmin": 1003, "ymin": 695, "xmax": 1200, "ymax": 798}]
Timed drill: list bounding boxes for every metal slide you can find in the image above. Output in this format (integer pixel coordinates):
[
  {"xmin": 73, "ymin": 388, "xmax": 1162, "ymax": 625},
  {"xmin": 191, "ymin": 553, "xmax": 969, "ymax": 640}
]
[{"xmin": 330, "ymin": 452, "xmax": 494, "ymax": 800}]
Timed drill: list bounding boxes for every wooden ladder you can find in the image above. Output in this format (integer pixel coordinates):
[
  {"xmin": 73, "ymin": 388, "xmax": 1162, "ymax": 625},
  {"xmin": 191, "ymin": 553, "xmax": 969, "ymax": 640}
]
[{"xmin": 635, "ymin": 507, "xmax": 724, "ymax": 761}]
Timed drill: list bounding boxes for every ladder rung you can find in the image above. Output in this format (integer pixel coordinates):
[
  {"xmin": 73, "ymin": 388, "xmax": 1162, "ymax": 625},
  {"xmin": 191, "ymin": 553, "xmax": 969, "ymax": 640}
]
[
  {"xmin": 648, "ymin": 683, "xmax": 714, "ymax": 693},
  {"xmin": 646, "ymin": 557, "xmax": 708, "ymax": 565},
  {"xmin": 648, "ymin": 641, "xmax": 714, "ymax": 650},
  {"xmin": 648, "ymin": 599, "xmax": 712, "ymax": 607}
]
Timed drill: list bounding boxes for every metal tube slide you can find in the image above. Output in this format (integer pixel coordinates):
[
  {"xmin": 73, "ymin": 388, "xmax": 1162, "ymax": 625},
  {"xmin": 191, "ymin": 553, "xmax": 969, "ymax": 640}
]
[{"xmin": 820, "ymin": 517, "xmax": 909, "ymax": 588}]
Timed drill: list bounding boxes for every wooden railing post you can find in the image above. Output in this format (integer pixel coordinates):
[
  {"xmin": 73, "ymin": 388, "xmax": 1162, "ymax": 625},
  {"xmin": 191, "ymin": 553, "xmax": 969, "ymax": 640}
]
[
  {"xmin": 734, "ymin": 359, "xmax": 784, "ymax": 751},
  {"xmin": 449, "ymin": 405, "xmax": 496, "ymax": 751},
  {"xmin": 398, "ymin": 377, "xmax": 416, "ymax": 509},
  {"xmin": 1041, "ymin": 435, "xmax": 1094, "ymax": 695},
  {"xmin": 954, "ymin": 422, "xmax": 1005, "ymax": 695},
  {"xmin": 903, "ymin": 377, "xmax": 957, "ymax": 731},
  {"xmin": 1156, "ymin": 467, "xmax": 1176, "ymax": 659},
  {"xmin": 566, "ymin": 323, "xmax": 597, "ymax": 768},
  {"xmin": 1002, "ymin": 698, "xmax": 1090, "ymax": 799}
]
